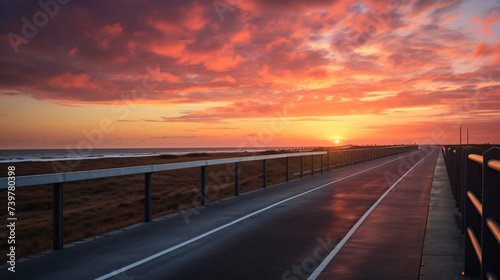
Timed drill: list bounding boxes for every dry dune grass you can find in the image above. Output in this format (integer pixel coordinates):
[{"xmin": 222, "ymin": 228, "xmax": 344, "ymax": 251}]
[{"xmin": 0, "ymin": 151, "xmax": 327, "ymax": 262}]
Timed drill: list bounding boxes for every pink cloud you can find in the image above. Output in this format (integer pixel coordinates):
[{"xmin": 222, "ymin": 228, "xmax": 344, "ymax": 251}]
[
  {"xmin": 177, "ymin": 46, "xmax": 245, "ymax": 71},
  {"xmin": 101, "ymin": 23, "xmax": 123, "ymax": 37},
  {"xmin": 230, "ymin": 29, "xmax": 252, "ymax": 44},
  {"xmin": 410, "ymin": 0, "xmax": 462, "ymax": 17},
  {"xmin": 472, "ymin": 9, "xmax": 500, "ymax": 36},
  {"xmin": 49, "ymin": 72, "xmax": 97, "ymax": 90},
  {"xmin": 147, "ymin": 2, "xmax": 208, "ymax": 33},
  {"xmin": 149, "ymin": 40, "xmax": 191, "ymax": 58},
  {"xmin": 211, "ymin": 76, "xmax": 237, "ymax": 83},
  {"xmin": 473, "ymin": 41, "xmax": 500, "ymax": 66}
]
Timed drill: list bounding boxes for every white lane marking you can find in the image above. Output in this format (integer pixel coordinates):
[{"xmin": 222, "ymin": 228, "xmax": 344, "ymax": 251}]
[
  {"xmin": 95, "ymin": 149, "xmax": 428, "ymax": 280},
  {"xmin": 307, "ymin": 148, "xmax": 436, "ymax": 280}
]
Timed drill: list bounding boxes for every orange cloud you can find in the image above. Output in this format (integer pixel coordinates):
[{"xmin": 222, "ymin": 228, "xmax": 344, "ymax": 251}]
[
  {"xmin": 101, "ymin": 23, "xmax": 123, "ymax": 37},
  {"xmin": 230, "ymin": 29, "xmax": 252, "ymax": 44},
  {"xmin": 49, "ymin": 73, "xmax": 97, "ymax": 90},
  {"xmin": 96, "ymin": 23, "xmax": 123, "ymax": 48},
  {"xmin": 147, "ymin": 3, "xmax": 208, "ymax": 34},
  {"xmin": 149, "ymin": 41, "xmax": 190, "ymax": 58},
  {"xmin": 177, "ymin": 47, "xmax": 244, "ymax": 71},
  {"xmin": 211, "ymin": 76, "xmax": 237, "ymax": 83}
]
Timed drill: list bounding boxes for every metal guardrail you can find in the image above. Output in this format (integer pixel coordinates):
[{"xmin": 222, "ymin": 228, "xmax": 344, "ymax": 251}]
[
  {"xmin": 442, "ymin": 146, "xmax": 500, "ymax": 279},
  {"xmin": 1, "ymin": 152, "xmax": 326, "ymax": 188},
  {"xmin": 1, "ymin": 145, "xmax": 417, "ymax": 251},
  {"xmin": 489, "ymin": 160, "xmax": 500, "ymax": 172}
]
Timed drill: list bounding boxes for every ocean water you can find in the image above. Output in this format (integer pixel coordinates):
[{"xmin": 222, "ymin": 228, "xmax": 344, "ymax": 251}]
[{"xmin": 0, "ymin": 147, "xmax": 295, "ymax": 163}]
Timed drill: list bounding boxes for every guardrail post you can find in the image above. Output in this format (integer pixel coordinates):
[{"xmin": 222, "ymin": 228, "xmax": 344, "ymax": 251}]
[
  {"xmin": 285, "ymin": 158, "xmax": 289, "ymax": 182},
  {"xmin": 450, "ymin": 147, "xmax": 458, "ymax": 201},
  {"xmin": 444, "ymin": 148, "xmax": 450, "ymax": 180},
  {"xmin": 464, "ymin": 147, "xmax": 481, "ymax": 276},
  {"xmin": 300, "ymin": 156, "xmax": 304, "ymax": 178},
  {"xmin": 445, "ymin": 148, "xmax": 454, "ymax": 193},
  {"xmin": 201, "ymin": 166, "xmax": 206, "ymax": 205},
  {"xmin": 320, "ymin": 155, "xmax": 323, "ymax": 173},
  {"xmin": 53, "ymin": 182, "xmax": 63, "ymax": 250},
  {"xmin": 453, "ymin": 147, "xmax": 460, "ymax": 208},
  {"xmin": 263, "ymin": 159, "xmax": 267, "ymax": 188},
  {"xmin": 454, "ymin": 147, "xmax": 461, "ymax": 208},
  {"xmin": 482, "ymin": 147, "xmax": 500, "ymax": 279},
  {"xmin": 311, "ymin": 155, "xmax": 314, "ymax": 175},
  {"xmin": 457, "ymin": 146, "xmax": 464, "ymax": 212},
  {"xmin": 145, "ymin": 173, "xmax": 152, "ymax": 222},
  {"xmin": 327, "ymin": 150, "xmax": 330, "ymax": 171},
  {"xmin": 235, "ymin": 163, "xmax": 239, "ymax": 196},
  {"xmin": 461, "ymin": 147, "xmax": 470, "ymax": 232}
]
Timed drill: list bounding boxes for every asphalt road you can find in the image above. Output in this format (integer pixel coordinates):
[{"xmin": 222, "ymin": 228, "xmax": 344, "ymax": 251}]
[{"xmin": 2, "ymin": 147, "xmax": 439, "ymax": 280}]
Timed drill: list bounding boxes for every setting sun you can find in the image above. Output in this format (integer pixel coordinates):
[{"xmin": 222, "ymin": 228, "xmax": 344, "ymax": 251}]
[{"xmin": 335, "ymin": 140, "xmax": 340, "ymax": 144}]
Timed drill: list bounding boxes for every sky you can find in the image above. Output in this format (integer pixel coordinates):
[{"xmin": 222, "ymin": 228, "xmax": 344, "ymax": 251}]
[{"xmin": 1, "ymin": 0, "xmax": 500, "ymax": 149}]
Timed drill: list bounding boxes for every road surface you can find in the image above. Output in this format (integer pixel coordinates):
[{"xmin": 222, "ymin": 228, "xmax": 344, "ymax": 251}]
[{"xmin": 2, "ymin": 147, "xmax": 439, "ymax": 280}]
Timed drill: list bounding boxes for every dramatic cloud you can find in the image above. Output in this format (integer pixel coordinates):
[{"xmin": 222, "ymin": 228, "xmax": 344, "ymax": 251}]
[{"xmin": 1, "ymin": 0, "xmax": 499, "ymax": 148}]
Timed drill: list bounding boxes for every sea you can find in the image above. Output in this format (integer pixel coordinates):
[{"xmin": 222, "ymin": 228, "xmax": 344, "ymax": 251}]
[{"xmin": 0, "ymin": 147, "xmax": 300, "ymax": 163}]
